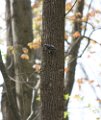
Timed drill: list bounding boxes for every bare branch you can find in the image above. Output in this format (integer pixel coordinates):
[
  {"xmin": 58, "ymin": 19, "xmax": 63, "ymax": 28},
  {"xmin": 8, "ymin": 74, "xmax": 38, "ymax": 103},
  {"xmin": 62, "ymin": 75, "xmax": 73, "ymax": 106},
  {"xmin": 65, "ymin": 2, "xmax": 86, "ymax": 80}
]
[
  {"xmin": 82, "ymin": 21, "xmax": 95, "ymax": 29},
  {"xmin": 79, "ymin": 27, "xmax": 101, "ymax": 57},
  {"xmin": 79, "ymin": 39, "xmax": 90, "ymax": 57},
  {"xmin": 89, "ymin": 27, "xmax": 101, "ymax": 36},
  {"xmin": 65, "ymin": 0, "xmax": 78, "ymax": 16},
  {"xmin": 65, "ymin": 39, "xmax": 71, "ymax": 45},
  {"xmin": 79, "ymin": 63, "xmax": 89, "ymax": 80},
  {"xmin": 83, "ymin": 0, "xmax": 93, "ymax": 35},
  {"xmin": 0, "ymin": 51, "xmax": 21, "ymax": 120},
  {"xmin": 66, "ymin": 33, "xmax": 101, "ymax": 64},
  {"xmin": 27, "ymin": 79, "xmax": 40, "ymax": 120},
  {"xmin": 66, "ymin": 36, "xmax": 83, "ymax": 56},
  {"xmin": 0, "ymin": 84, "xmax": 3, "ymax": 87},
  {"xmin": 83, "ymin": 36, "xmax": 101, "ymax": 45}
]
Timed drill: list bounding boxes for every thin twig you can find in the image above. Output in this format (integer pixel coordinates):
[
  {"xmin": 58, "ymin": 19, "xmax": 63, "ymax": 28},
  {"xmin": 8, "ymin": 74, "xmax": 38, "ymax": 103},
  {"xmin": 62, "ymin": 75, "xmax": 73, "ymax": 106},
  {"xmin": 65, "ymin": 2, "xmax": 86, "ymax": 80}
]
[
  {"xmin": 83, "ymin": 0, "xmax": 93, "ymax": 35},
  {"xmin": 78, "ymin": 0, "xmax": 94, "ymax": 57},
  {"xmin": 82, "ymin": 21, "xmax": 95, "ymax": 29},
  {"xmin": 84, "ymin": 36, "xmax": 101, "ymax": 45},
  {"xmin": 27, "ymin": 80, "xmax": 40, "ymax": 120},
  {"xmin": 79, "ymin": 40, "xmax": 90, "ymax": 57},
  {"xmin": 79, "ymin": 27, "xmax": 101, "ymax": 57},
  {"xmin": 65, "ymin": 0, "xmax": 78, "ymax": 16}
]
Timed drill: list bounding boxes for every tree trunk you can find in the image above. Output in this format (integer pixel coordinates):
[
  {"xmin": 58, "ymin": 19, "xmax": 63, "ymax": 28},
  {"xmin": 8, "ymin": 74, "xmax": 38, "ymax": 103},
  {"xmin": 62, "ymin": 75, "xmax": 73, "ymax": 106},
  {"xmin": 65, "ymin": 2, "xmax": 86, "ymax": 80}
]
[
  {"xmin": 10, "ymin": 0, "xmax": 34, "ymax": 119},
  {"xmin": 64, "ymin": 0, "xmax": 84, "ymax": 120},
  {"xmin": 41, "ymin": 1, "xmax": 65, "ymax": 120},
  {"xmin": 1, "ymin": 0, "xmax": 18, "ymax": 119},
  {"xmin": 0, "ymin": 51, "xmax": 21, "ymax": 120}
]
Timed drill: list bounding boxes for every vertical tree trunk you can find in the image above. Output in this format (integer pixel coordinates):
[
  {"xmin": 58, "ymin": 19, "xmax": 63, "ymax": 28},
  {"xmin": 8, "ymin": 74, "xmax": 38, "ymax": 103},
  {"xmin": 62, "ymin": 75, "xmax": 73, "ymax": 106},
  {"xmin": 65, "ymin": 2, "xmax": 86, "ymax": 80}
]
[
  {"xmin": 1, "ymin": 0, "xmax": 18, "ymax": 119},
  {"xmin": 41, "ymin": 1, "xmax": 65, "ymax": 120},
  {"xmin": 65, "ymin": 0, "xmax": 84, "ymax": 120},
  {"xmin": 10, "ymin": 0, "xmax": 34, "ymax": 119}
]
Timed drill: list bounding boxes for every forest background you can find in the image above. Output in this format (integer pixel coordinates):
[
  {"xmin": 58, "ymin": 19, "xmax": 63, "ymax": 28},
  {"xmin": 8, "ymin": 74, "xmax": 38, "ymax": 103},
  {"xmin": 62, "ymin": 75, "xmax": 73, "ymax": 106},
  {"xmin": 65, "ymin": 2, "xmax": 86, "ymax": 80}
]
[{"xmin": 0, "ymin": 0, "xmax": 101, "ymax": 120}]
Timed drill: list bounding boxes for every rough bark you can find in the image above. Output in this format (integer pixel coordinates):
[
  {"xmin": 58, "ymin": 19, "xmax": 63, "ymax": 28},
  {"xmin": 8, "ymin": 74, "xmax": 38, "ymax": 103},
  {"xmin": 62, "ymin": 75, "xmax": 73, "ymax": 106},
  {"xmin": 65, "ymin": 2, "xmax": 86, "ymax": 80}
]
[
  {"xmin": 64, "ymin": 0, "xmax": 84, "ymax": 119},
  {"xmin": 10, "ymin": 0, "xmax": 34, "ymax": 119},
  {"xmin": 41, "ymin": 1, "xmax": 65, "ymax": 120}
]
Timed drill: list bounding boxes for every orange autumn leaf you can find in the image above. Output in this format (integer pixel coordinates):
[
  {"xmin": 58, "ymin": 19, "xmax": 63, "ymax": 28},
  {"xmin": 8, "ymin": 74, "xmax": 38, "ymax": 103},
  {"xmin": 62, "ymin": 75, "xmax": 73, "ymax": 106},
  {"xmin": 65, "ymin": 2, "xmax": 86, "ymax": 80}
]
[
  {"xmin": 64, "ymin": 67, "xmax": 69, "ymax": 73},
  {"xmin": 81, "ymin": 16, "xmax": 88, "ymax": 22},
  {"xmin": 28, "ymin": 38, "xmax": 41, "ymax": 49},
  {"xmin": 65, "ymin": 2, "xmax": 72, "ymax": 11},
  {"xmin": 27, "ymin": 42, "xmax": 34, "ymax": 49},
  {"xmin": 90, "ymin": 40, "xmax": 97, "ymax": 44},
  {"xmin": 34, "ymin": 38, "xmax": 41, "ymax": 44},
  {"xmin": 78, "ymin": 0, "xmax": 81, "ymax": 3},
  {"xmin": 28, "ymin": 43, "xmax": 40, "ymax": 49},
  {"xmin": 32, "ymin": 3, "xmax": 39, "ymax": 9},
  {"xmin": 67, "ymin": 15, "xmax": 76, "ymax": 21},
  {"xmin": 87, "ymin": 11, "xmax": 96, "ymax": 18},
  {"xmin": 32, "ymin": 64, "xmax": 41, "ymax": 73},
  {"xmin": 7, "ymin": 46, "xmax": 14, "ymax": 51},
  {"xmin": 73, "ymin": 94, "xmax": 81, "ymax": 100},
  {"xmin": 64, "ymin": 34, "xmax": 68, "ymax": 40},
  {"xmin": 76, "ymin": 18, "xmax": 81, "ymax": 22},
  {"xmin": 77, "ymin": 79, "xmax": 83, "ymax": 84},
  {"xmin": 95, "ymin": 9, "xmax": 101, "ymax": 14},
  {"xmin": 75, "ymin": 12, "xmax": 81, "ymax": 17},
  {"xmin": 77, "ymin": 79, "xmax": 83, "ymax": 90},
  {"xmin": 7, "ymin": 46, "xmax": 15, "ymax": 54},
  {"xmin": 21, "ymin": 54, "xmax": 29, "ymax": 60},
  {"xmin": 22, "ymin": 47, "xmax": 29, "ymax": 54},
  {"xmin": 88, "ymin": 80, "xmax": 94, "ymax": 84},
  {"xmin": 96, "ymin": 98, "xmax": 101, "ymax": 103},
  {"xmin": 34, "ymin": 15, "xmax": 42, "ymax": 22},
  {"xmin": 80, "ymin": 25, "xmax": 86, "ymax": 30},
  {"xmin": 73, "ymin": 31, "xmax": 80, "ymax": 38}
]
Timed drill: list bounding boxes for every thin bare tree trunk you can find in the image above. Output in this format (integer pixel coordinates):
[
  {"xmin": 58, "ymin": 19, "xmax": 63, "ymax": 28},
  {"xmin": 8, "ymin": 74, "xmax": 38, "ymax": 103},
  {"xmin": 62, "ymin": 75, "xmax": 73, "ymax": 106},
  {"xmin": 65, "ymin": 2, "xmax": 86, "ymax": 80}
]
[
  {"xmin": 64, "ymin": 0, "xmax": 84, "ymax": 120},
  {"xmin": 10, "ymin": 0, "xmax": 34, "ymax": 119},
  {"xmin": 0, "ymin": 51, "xmax": 21, "ymax": 120},
  {"xmin": 1, "ymin": 0, "xmax": 19, "ymax": 119}
]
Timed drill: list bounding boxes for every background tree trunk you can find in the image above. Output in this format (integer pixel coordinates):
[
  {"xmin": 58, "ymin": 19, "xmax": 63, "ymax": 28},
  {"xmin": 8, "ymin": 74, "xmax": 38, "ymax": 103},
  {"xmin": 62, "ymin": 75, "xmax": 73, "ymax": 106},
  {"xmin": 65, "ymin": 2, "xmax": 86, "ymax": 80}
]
[
  {"xmin": 41, "ymin": 1, "xmax": 65, "ymax": 120},
  {"xmin": 64, "ymin": 0, "xmax": 84, "ymax": 120},
  {"xmin": 10, "ymin": 0, "xmax": 34, "ymax": 119},
  {"xmin": 1, "ymin": 0, "xmax": 19, "ymax": 119}
]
